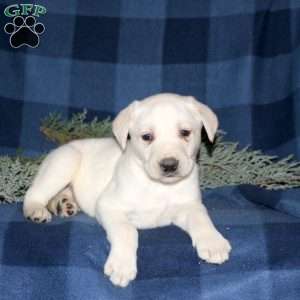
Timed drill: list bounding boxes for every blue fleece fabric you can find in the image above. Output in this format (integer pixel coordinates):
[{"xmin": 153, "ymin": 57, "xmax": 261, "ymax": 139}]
[{"xmin": 0, "ymin": 187, "xmax": 300, "ymax": 300}]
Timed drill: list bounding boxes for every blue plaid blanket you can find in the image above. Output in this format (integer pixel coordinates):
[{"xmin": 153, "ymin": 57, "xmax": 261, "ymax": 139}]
[
  {"xmin": 1, "ymin": 1, "xmax": 300, "ymax": 299},
  {"xmin": 0, "ymin": 187, "xmax": 300, "ymax": 300}
]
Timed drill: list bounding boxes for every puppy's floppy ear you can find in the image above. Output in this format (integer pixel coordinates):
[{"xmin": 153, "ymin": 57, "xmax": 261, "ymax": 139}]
[
  {"xmin": 186, "ymin": 96, "xmax": 218, "ymax": 142},
  {"xmin": 112, "ymin": 101, "xmax": 140, "ymax": 150}
]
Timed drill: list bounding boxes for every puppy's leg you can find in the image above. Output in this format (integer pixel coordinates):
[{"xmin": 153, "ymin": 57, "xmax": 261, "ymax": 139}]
[
  {"xmin": 173, "ymin": 203, "xmax": 231, "ymax": 264},
  {"xmin": 47, "ymin": 187, "xmax": 80, "ymax": 218},
  {"xmin": 97, "ymin": 204, "xmax": 138, "ymax": 287},
  {"xmin": 23, "ymin": 145, "xmax": 81, "ymax": 223}
]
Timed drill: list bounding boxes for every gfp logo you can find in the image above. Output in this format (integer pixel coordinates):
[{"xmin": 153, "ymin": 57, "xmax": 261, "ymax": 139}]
[{"xmin": 4, "ymin": 4, "xmax": 46, "ymax": 48}]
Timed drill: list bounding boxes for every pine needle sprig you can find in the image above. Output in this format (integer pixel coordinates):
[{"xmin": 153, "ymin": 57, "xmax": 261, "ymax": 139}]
[
  {"xmin": 1, "ymin": 110, "xmax": 300, "ymax": 203},
  {"xmin": 198, "ymin": 134, "xmax": 300, "ymax": 190},
  {"xmin": 40, "ymin": 109, "xmax": 112, "ymax": 144},
  {"xmin": 0, "ymin": 156, "xmax": 41, "ymax": 203}
]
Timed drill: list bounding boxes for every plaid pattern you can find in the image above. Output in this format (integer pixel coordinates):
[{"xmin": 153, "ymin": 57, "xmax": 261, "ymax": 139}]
[
  {"xmin": 1, "ymin": 1, "xmax": 300, "ymax": 298},
  {"xmin": 1, "ymin": 187, "xmax": 300, "ymax": 300},
  {"xmin": 1, "ymin": 1, "xmax": 300, "ymax": 157}
]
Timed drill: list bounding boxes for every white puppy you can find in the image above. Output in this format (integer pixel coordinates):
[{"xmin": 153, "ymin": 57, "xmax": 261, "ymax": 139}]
[{"xmin": 23, "ymin": 93, "xmax": 231, "ymax": 287}]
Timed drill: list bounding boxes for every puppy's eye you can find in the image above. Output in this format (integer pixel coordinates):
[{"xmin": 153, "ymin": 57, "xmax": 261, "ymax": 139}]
[
  {"xmin": 141, "ymin": 133, "xmax": 154, "ymax": 142},
  {"xmin": 179, "ymin": 129, "xmax": 191, "ymax": 138}
]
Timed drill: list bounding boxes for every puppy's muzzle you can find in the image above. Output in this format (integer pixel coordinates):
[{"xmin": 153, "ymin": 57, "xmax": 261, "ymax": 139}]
[{"xmin": 159, "ymin": 157, "xmax": 179, "ymax": 176}]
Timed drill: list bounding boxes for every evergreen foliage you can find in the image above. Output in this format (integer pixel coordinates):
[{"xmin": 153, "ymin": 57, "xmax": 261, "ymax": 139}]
[{"xmin": 1, "ymin": 110, "xmax": 299, "ymax": 203}]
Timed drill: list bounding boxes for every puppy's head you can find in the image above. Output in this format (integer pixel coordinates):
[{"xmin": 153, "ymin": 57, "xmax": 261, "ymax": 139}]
[{"xmin": 113, "ymin": 93, "xmax": 218, "ymax": 184}]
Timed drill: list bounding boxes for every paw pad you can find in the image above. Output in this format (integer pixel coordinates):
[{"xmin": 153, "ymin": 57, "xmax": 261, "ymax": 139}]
[
  {"xmin": 24, "ymin": 205, "xmax": 52, "ymax": 224},
  {"xmin": 4, "ymin": 16, "xmax": 45, "ymax": 48},
  {"xmin": 56, "ymin": 198, "xmax": 79, "ymax": 218}
]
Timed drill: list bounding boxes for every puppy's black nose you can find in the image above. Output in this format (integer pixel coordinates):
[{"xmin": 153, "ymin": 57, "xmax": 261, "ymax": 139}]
[{"xmin": 160, "ymin": 157, "xmax": 179, "ymax": 173}]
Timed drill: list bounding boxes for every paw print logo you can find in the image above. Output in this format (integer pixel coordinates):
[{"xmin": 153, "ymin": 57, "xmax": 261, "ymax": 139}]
[{"xmin": 4, "ymin": 16, "xmax": 45, "ymax": 48}]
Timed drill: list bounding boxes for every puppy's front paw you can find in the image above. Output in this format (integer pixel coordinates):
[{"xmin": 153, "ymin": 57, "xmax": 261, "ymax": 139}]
[
  {"xmin": 24, "ymin": 203, "xmax": 52, "ymax": 223},
  {"xmin": 104, "ymin": 252, "xmax": 137, "ymax": 287},
  {"xmin": 194, "ymin": 232, "xmax": 231, "ymax": 264}
]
